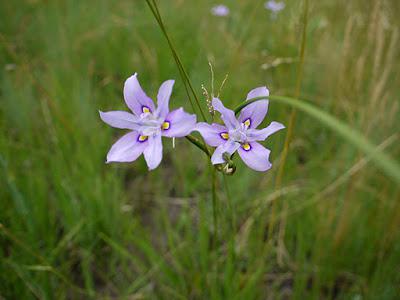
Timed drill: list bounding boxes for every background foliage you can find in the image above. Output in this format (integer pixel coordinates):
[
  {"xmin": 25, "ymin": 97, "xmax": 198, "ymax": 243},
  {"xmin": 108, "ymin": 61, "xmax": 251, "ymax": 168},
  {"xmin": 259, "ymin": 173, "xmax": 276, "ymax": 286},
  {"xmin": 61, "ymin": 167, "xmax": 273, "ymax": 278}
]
[{"xmin": 1, "ymin": 0, "xmax": 399, "ymax": 299}]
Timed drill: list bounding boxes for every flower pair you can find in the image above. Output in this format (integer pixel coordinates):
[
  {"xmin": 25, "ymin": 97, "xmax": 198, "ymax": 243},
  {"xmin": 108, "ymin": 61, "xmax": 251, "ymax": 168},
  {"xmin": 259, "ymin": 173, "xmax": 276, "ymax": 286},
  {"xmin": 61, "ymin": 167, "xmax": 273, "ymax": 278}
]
[{"xmin": 100, "ymin": 74, "xmax": 284, "ymax": 172}]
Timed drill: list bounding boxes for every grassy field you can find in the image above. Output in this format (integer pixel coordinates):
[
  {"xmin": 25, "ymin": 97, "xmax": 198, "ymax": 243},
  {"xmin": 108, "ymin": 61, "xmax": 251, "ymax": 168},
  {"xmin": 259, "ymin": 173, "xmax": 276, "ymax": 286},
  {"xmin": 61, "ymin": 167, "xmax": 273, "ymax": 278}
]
[{"xmin": 1, "ymin": 0, "xmax": 399, "ymax": 299}]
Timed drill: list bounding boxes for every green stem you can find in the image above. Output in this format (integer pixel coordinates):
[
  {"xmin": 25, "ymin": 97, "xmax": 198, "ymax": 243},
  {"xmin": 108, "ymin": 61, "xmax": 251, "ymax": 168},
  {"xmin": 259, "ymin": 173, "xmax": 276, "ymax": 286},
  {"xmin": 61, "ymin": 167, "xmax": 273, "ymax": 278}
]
[
  {"xmin": 223, "ymin": 175, "xmax": 235, "ymax": 232},
  {"xmin": 211, "ymin": 168, "xmax": 218, "ymax": 237},
  {"xmin": 145, "ymin": 0, "xmax": 208, "ymax": 122},
  {"xmin": 185, "ymin": 135, "xmax": 211, "ymax": 157}
]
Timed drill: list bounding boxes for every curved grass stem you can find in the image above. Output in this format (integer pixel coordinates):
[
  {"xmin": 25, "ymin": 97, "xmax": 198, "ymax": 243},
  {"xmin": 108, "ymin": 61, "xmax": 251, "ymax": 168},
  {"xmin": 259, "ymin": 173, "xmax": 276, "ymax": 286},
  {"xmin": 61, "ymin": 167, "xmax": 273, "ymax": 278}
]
[{"xmin": 234, "ymin": 95, "xmax": 400, "ymax": 184}]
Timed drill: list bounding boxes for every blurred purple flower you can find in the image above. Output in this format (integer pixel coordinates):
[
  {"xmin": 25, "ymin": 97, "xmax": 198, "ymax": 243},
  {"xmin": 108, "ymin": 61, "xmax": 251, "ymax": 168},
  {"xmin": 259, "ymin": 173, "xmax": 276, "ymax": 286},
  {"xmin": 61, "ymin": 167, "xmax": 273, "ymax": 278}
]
[
  {"xmin": 211, "ymin": 4, "xmax": 230, "ymax": 17},
  {"xmin": 100, "ymin": 73, "xmax": 196, "ymax": 170},
  {"xmin": 265, "ymin": 0, "xmax": 285, "ymax": 13},
  {"xmin": 196, "ymin": 87, "xmax": 284, "ymax": 172}
]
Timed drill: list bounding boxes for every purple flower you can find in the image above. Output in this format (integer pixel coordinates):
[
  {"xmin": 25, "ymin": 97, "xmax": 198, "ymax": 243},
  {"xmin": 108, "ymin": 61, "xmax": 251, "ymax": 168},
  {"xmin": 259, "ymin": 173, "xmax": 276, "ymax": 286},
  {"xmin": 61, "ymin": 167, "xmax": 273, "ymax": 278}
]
[
  {"xmin": 265, "ymin": 0, "xmax": 285, "ymax": 13},
  {"xmin": 100, "ymin": 73, "xmax": 196, "ymax": 170},
  {"xmin": 211, "ymin": 4, "xmax": 230, "ymax": 17},
  {"xmin": 195, "ymin": 87, "xmax": 284, "ymax": 172}
]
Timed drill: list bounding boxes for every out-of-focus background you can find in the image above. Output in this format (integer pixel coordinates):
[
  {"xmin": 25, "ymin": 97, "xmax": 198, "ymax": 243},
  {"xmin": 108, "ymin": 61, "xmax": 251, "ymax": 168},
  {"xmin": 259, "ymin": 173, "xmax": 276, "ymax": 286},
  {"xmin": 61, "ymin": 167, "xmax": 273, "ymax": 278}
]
[{"xmin": 1, "ymin": 0, "xmax": 399, "ymax": 299}]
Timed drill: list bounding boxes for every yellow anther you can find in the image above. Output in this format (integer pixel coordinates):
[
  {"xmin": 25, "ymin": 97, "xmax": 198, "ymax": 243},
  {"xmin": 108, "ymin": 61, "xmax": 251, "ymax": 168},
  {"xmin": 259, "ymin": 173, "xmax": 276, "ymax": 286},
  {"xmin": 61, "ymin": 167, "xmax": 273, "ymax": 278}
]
[
  {"xmin": 242, "ymin": 143, "xmax": 251, "ymax": 151},
  {"xmin": 142, "ymin": 106, "xmax": 150, "ymax": 113},
  {"xmin": 162, "ymin": 121, "xmax": 170, "ymax": 130},
  {"xmin": 220, "ymin": 132, "xmax": 229, "ymax": 140},
  {"xmin": 244, "ymin": 119, "xmax": 251, "ymax": 128},
  {"xmin": 138, "ymin": 135, "xmax": 148, "ymax": 142}
]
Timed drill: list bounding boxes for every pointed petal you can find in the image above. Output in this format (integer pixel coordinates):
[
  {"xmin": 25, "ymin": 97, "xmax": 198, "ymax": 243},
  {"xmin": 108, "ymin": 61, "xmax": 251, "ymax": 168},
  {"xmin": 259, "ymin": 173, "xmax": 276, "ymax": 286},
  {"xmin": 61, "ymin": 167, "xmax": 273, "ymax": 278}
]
[
  {"xmin": 238, "ymin": 100, "xmax": 269, "ymax": 129},
  {"xmin": 195, "ymin": 122, "xmax": 228, "ymax": 147},
  {"xmin": 99, "ymin": 110, "xmax": 140, "ymax": 130},
  {"xmin": 246, "ymin": 121, "xmax": 285, "ymax": 141},
  {"xmin": 246, "ymin": 86, "xmax": 269, "ymax": 101},
  {"xmin": 238, "ymin": 142, "xmax": 272, "ymax": 172},
  {"xmin": 212, "ymin": 98, "xmax": 239, "ymax": 130},
  {"xmin": 106, "ymin": 131, "xmax": 147, "ymax": 163},
  {"xmin": 211, "ymin": 140, "xmax": 240, "ymax": 165},
  {"xmin": 123, "ymin": 73, "xmax": 155, "ymax": 116},
  {"xmin": 162, "ymin": 108, "xmax": 197, "ymax": 138},
  {"xmin": 143, "ymin": 133, "xmax": 163, "ymax": 170},
  {"xmin": 156, "ymin": 79, "xmax": 174, "ymax": 118}
]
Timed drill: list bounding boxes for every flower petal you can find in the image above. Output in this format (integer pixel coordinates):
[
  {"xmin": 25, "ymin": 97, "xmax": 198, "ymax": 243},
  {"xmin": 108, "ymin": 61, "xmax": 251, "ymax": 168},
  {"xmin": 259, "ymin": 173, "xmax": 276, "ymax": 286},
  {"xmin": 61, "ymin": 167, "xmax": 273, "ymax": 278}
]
[
  {"xmin": 246, "ymin": 121, "xmax": 285, "ymax": 141},
  {"xmin": 238, "ymin": 142, "xmax": 272, "ymax": 172},
  {"xmin": 195, "ymin": 122, "xmax": 228, "ymax": 147},
  {"xmin": 246, "ymin": 86, "xmax": 269, "ymax": 101},
  {"xmin": 143, "ymin": 133, "xmax": 163, "ymax": 170},
  {"xmin": 156, "ymin": 79, "xmax": 174, "ymax": 118},
  {"xmin": 238, "ymin": 100, "xmax": 269, "ymax": 129},
  {"xmin": 99, "ymin": 110, "xmax": 140, "ymax": 130},
  {"xmin": 123, "ymin": 73, "xmax": 155, "ymax": 116},
  {"xmin": 211, "ymin": 140, "xmax": 240, "ymax": 165},
  {"xmin": 162, "ymin": 108, "xmax": 197, "ymax": 138},
  {"xmin": 106, "ymin": 131, "xmax": 147, "ymax": 163},
  {"xmin": 212, "ymin": 98, "xmax": 239, "ymax": 130}
]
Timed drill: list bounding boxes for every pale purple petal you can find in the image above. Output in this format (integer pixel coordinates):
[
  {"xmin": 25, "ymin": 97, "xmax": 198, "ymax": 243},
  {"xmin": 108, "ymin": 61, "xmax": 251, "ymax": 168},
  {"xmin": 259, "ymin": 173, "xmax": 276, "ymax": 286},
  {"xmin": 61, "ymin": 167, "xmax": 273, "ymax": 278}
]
[
  {"xmin": 246, "ymin": 86, "xmax": 269, "ymax": 101},
  {"xmin": 211, "ymin": 140, "xmax": 240, "ymax": 165},
  {"xmin": 238, "ymin": 142, "xmax": 272, "ymax": 172},
  {"xmin": 99, "ymin": 110, "xmax": 140, "ymax": 130},
  {"xmin": 212, "ymin": 98, "xmax": 239, "ymax": 130},
  {"xmin": 162, "ymin": 108, "xmax": 197, "ymax": 138},
  {"xmin": 156, "ymin": 79, "xmax": 174, "ymax": 118},
  {"xmin": 246, "ymin": 121, "xmax": 285, "ymax": 141},
  {"xmin": 143, "ymin": 133, "xmax": 163, "ymax": 170},
  {"xmin": 238, "ymin": 100, "xmax": 269, "ymax": 129},
  {"xmin": 195, "ymin": 122, "xmax": 228, "ymax": 147},
  {"xmin": 106, "ymin": 131, "xmax": 147, "ymax": 163},
  {"xmin": 123, "ymin": 73, "xmax": 155, "ymax": 116}
]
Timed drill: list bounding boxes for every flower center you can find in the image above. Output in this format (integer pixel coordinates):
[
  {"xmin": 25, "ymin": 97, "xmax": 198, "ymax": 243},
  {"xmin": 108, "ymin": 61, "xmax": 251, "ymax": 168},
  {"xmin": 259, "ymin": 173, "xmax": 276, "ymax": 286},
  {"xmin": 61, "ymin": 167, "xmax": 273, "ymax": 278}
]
[
  {"xmin": 139, "ymin": 111, "xmax": 163, "ymax": 136},
  {"xmin": 229, "ymin": 127, "xmax": 247, "ymax": 143}
]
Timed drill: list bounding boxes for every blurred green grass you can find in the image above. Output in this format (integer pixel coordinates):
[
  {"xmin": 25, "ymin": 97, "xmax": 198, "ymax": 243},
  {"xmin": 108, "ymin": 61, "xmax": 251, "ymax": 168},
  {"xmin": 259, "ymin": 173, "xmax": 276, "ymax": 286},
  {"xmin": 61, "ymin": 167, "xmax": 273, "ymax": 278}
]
[{"xmin": 1, "ymin": 0, "xmax": 399, "ymax": 299}]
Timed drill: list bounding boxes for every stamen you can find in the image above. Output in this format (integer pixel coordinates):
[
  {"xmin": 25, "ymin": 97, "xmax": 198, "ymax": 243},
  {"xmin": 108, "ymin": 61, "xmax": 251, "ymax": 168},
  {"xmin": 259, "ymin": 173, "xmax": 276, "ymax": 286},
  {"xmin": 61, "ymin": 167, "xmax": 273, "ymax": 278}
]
[
  {"xmin": 138, "ymin": 135, "xmax": 148, "ymax": 142},
  {"xmin": 242, "ymin": 143, "xmax": 251, "ymax": 151},
  {"xmin": 220, "ymin": 132, "xmax": 229, "ymax": 140},
  {"xmin": 142, "ymin": 106, "xmax": 150, "ymax": 113},
  {"xmin": 243, "ymin": 118, "xmax": 251, "ymax": 128},
  {"xmin": 161, "ymin": 121, "xmax": 170, "ymax": 130}
]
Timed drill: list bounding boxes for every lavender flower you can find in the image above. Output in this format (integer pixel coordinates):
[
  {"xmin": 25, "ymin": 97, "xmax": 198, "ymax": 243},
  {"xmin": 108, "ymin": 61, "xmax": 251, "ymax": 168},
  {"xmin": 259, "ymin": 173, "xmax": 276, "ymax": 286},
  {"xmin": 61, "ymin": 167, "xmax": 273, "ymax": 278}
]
[
  {"xmin": 211, "ymin": 4, "xmax": 230, "ymax": 17},
  {"xmin": 195, "ymin": 87, "xmax": 284, "ymax": 172},
  {"xmin": 265, "ymin": 0, "xmax": 285, "ymax": 13},
  {"xmin": 100, "ymin": 73, "xmax": 196, "ymax": 170}
]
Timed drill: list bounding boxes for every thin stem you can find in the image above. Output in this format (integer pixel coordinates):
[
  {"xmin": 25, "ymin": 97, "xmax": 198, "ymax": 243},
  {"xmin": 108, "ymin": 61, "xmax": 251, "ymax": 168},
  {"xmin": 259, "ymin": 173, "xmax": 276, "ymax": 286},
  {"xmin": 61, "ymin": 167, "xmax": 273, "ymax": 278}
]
[
  {"xmin": 223, "ymin": 175, "xmax": 236, "ymax": 233},
  {"xmin": 185, "ymin": 135, "xmax": 211, "ymax": 157},
  {"xmin": 211, "ymin": 168, "xmax": 218, "ymax": 236},
  {"xmin": 145, "ymin": 0, "xmax": 208, "ymax": 122},
  {"xmin": 145, "ymin": 0, "xmax": 212, "ymax": 168}
]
